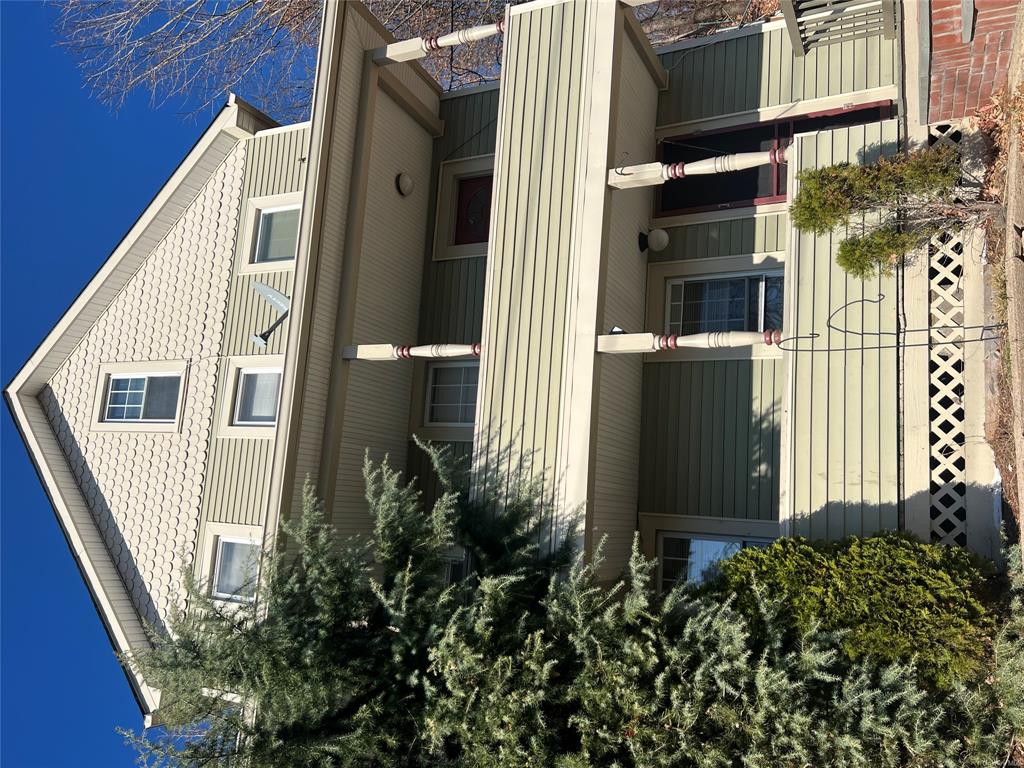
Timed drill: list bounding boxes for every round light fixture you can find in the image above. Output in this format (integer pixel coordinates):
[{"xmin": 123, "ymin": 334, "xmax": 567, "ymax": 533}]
[
  {"xmin": 638, "ymin": 227, "xmax": 670, "ymax": 253},
  {"xmin": 395, "ymin": 172, "xmax": 414, "ymax": 197}
]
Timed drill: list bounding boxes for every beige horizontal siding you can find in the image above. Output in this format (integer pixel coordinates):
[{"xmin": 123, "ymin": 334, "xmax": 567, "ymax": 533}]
[
  {"xmin": 786, "ymin": 120, "xmax": 901, "ymax": 539},
  {"xmin": 640, "ymin": 359, "xmax": 782, "ymax": 521},
  {"xmin": 331, "ymin": 89, "xmax": 434, "ymax": 537},
  {"xmin": 657, "ymin": 26, "xmax": 897, "ymax": 126},
  {"xmin": 590, "ymin": 25, "xmax": 659, "ymax": 580},
  {"xmin": 651, "ymin": 213, "xmax": 787, "ymax": 263}
]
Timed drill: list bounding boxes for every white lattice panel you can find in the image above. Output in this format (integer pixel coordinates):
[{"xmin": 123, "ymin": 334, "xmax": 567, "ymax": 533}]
[{"xmin": 926, "ymin": 123, "xmax": 968, "ymax": 546}]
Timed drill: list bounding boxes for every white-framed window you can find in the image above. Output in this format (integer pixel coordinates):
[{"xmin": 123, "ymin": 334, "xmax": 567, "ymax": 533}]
[
  {"xmin": 212, "ymin": 536, "xmax": 261, "ymax": 602},
  {"xmin": 665, "ymin": 271, "xmax": 784, "ymax": 336},
  {"xmin": 657, "ymin": 533, "xmax": 769, "ymax": 591},
  {"xmin": 102, "ymin": 373, "xmax": 182, "ymax": 423},
  {"xmin": 232, "ymin": 368, "xmax": 282, "ymax": 426},
  {"xmin": 434, "ymin": 155, "xmax": 494, "ymax": 261},
  {"xmin": 425, "ymin": 361, "xmax": 478, "ymax": 426},
  {"xmin": 252, "ymin": 205, "xmax": 300, "ymax": 264}
]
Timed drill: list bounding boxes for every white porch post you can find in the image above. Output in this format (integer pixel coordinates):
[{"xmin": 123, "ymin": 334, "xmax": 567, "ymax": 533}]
[
  {"xmin": 607, "ymin": 146, "xmax": 790, "ymax": 189},
  {"xmin": 372, "ymin": 20, "xmax": 505, "ymax": 64}
]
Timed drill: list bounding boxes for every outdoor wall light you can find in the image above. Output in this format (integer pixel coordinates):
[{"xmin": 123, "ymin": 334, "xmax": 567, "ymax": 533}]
[
  {"xmin": 638, "ymin": 227, "xmax": 669, "ymax": 254},
  {"xmin": 395, "ymin": 172, "xmax": 415, "ymax": 196}
]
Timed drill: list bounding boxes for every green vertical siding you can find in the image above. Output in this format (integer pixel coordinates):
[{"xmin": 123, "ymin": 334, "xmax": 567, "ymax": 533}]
[
  {"xmin": 787, "ymin": 120, "xmax": 900, "ymax": 539},
  {"xmin": 656, "ymin": 25, "xmax": 896, "ymax": 126},
  {"xmin": 242, "ymin": 127, "xmax": 309, "ymax": 200},
  {"xmin": 417, "ymin": 89, "xmax": 499, "ymax": 345},
  {"xmin": 202, "ymin": 125, "xmax": 308, "ymax": 527},
  {"xmin": 650, "ymin": 213, "xmax": 787, "ymax": 262},
  {"xmin": 639, "ymin": 360, "xmax": 782, "ymax": 520},
  {"xmin": 407, "ymin": 440, "xmax": 473, "ymax": 511},
  {"xmin": 475, "ymin": 0, "xmax": 595, "ymax": 500},
  {"xmin": 438, "ymin": 87, "xmax": 500, "ymax": 162}
]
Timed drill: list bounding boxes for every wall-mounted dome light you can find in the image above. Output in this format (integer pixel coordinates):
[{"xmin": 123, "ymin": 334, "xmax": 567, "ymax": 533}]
[
  {"xmin": 395, "ymin": 172, "xmax": 414, "ymax": 196},
  {"xmin": 638, "ymin": 227, "xmax": 669, "ymax": 254}
]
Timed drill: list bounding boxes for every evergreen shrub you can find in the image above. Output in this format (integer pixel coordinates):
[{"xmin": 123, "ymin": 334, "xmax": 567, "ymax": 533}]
[
  {"xmin": 789, "ymin": 145, "xmax": 960, "ymax": 234},
  {"xmin": 704, "ymin": 532, "xmax": 997, "ymax": 689},
  {"xmin": 835, "ymin": 226, "xmax": 922, "ymax": 278}
]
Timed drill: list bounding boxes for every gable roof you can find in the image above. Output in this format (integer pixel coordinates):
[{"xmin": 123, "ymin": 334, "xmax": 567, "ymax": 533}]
[{"xmin": 4, "ymin": 95, "xmax": 270, "ymax": 716}]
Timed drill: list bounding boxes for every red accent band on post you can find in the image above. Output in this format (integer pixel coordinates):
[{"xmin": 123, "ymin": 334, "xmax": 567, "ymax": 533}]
[
  {"xmin": 395, "ymin": 345, "xmax": 412, "ymax": 359},
  {"xmin": 472, "ymin": 343, "xmax": 481, "ymax": 357}
]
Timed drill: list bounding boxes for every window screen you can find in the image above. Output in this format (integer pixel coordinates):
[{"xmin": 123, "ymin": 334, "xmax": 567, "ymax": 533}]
[
  {"xmin": 213, "ymin": 539, "xmax": 260, "ymax": 601},
  {"xmin": 659, "ymin": 535, "xmax": 767, "ymax": 591},
  {"xmin": 453, "ymin": 175, "xmax": 492, "ymax": 245},
  {"xmin": 427, "ymin": 363, "xmax": 478, "ymax": 425},
  {"xmin": 233, "ymin": 370, "xmax": 281, "ymax": 425},
  {"xmin": 254, "ymin": 207, "xmax": 300, "ymax": 263},
  {"xmin": 666, "ymin": 273, "xmax": 784, "ymax": 336},
  {"xmin": 104, "ymin": 374, "xmax": 181, "ymax": 422}
]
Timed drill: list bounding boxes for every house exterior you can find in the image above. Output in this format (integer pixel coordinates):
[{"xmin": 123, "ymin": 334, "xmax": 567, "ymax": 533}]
[{"xmin": 6, "ymin": 0, "xmax": 1015, "ymax": 719}]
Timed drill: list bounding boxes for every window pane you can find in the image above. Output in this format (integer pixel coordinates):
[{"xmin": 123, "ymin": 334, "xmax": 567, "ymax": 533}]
[
  {"xmin": 660, "ymin": 124, "xmax": 777, "ymax": 212},
  {"xmin": 427, "ymin": 364, "xmax": 478, "ymax": 425},
  {"xmin": 235, "ymin": 371, "xmax": 281, "ymax": 424},
  {"xmin": 142, "ymin": 376, "xmax": 181, "ymax": 420},
  {"xmin": 662, "ymin": 536, "xmax": 689, "ymax": 560},
  {"xmin": 686, "ymin": 539, "xmax": 742, "ymax": 583},
  {"xmin": 215, "ymin": 540, "xmax": 259, "ymax": 600},
  {"xmin": 763, "ymin": 275, "xmax": 785, "ymax": 331},
  {"xmin": 660, "ymin": 537, "xmax": 754, "ymax": 590},
  {"xmin": 430, "ymin": 404, "xmax": 462, "ymax": 424},
  {"xmin": 747, "ymin": 277, "xmax": 761, "ymax": 331},
  {"xmin": 453, "ymin": 175, "xmax": 492, "ymax": 245},
  {"xmin": 680, "ymin": 278, "xmax": 748, "ymax": 334},
  {"xmin": 105, "ymin": 374, "xmax": 178, "ymax": 422},
  {"xmin": 255, "ymin": 208, "xmax": 300, "ymax": 262},
  {"xmin": 661, "ymin": 558, "xmax": 683, "ymax": 584}
]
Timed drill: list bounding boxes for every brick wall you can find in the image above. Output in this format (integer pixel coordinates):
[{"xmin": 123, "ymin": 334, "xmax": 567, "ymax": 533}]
[{"xmin": 929, "ymin": 0, "xmax": 1018, "ymax": 121}]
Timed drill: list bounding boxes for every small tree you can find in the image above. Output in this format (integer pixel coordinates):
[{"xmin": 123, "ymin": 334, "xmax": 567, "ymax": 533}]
[{"xmin": 789, "ymin": 144, "xmax": 998, "ymax": 278}]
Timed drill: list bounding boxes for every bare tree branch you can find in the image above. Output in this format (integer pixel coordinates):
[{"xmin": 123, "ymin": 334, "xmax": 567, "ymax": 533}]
[{"xmin": 52, "ymin": 0, "xmax": 779, "ymax": 123}]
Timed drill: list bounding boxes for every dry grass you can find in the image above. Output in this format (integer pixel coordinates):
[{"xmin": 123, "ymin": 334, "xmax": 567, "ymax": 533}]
[
  {"xmin": 974, "ymin": 82, "xmax": 1024, "ymax": 200},
  {"xmin": 986, "ymin": 218, "xmax": 1020, "ymax": 534},
  {"xmin": 977, "ymin": 76, "xmax": 1024, "ymax": 543}
]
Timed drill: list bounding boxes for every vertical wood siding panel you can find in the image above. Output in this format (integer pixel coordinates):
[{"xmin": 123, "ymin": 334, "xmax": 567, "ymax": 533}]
[
  {"xmin": 734, "ymin": 361, "xmax": 752, "ymax": 515},
  {"xmin": 877, "ymin": 121, "xmax": 900, "ymax": 531},
  {"xmin": 515, "ymin": 6, "xmax": 556, "ymax": 481},
  {"xmin": 201, "ymin": 126, "xmax": 307, "ymax": 530},
  {"xmin": 787, "ymin": 120, "xmax": 901, "ymax": 540},
  {"xmin": 720, "ymin": 360, "xmax": 738, "ymax": 517},
  {"xmin": 649, "ymin": 214, "xmax": 785, "ymax": 264}
]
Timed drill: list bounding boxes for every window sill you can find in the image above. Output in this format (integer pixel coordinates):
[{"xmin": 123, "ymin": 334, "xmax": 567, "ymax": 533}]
[
  {"xmin": 413, "ymin": 425, "xmax": 474, "ymax": 443},
  {"xmin": 236, "ymin": 259, "xmax": 296, "ymax": 276},
  {"xmin": 433, "ymin": 242, "xmax": 487, "ymax": 262},
  {"xmin": 218, "ymin": 424, "xmax": 277, "ymax": 439},
  {"xmin": 90, "ymin": 420, "xmax": 182, "ymax": 434}
]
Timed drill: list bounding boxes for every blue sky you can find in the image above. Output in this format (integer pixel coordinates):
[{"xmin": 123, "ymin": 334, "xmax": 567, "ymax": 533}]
[{"xmin": 1, "ymin": 4, "xmax": 232, "ymax": 765}]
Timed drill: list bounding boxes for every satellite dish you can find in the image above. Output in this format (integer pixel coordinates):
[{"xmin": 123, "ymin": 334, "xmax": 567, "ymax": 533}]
[
  {"xmin": 250, "ymin": 281, "xmax": 291, "ymax": 348},
  {"xmin": 252, "ymin": 281, "xmax": 291, "ymax": 314}
]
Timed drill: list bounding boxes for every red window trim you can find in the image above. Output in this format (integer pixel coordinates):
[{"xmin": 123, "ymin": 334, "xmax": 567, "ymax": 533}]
[{"xmin": 654, "ymin": 100, "xmax": 893, "ymax": 218}]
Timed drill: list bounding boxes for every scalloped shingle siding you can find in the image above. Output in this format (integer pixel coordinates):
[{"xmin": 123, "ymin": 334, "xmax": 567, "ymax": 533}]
[{"xmin": 38, "ymin": 144, "xmax": 245, "ymax": 630}]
